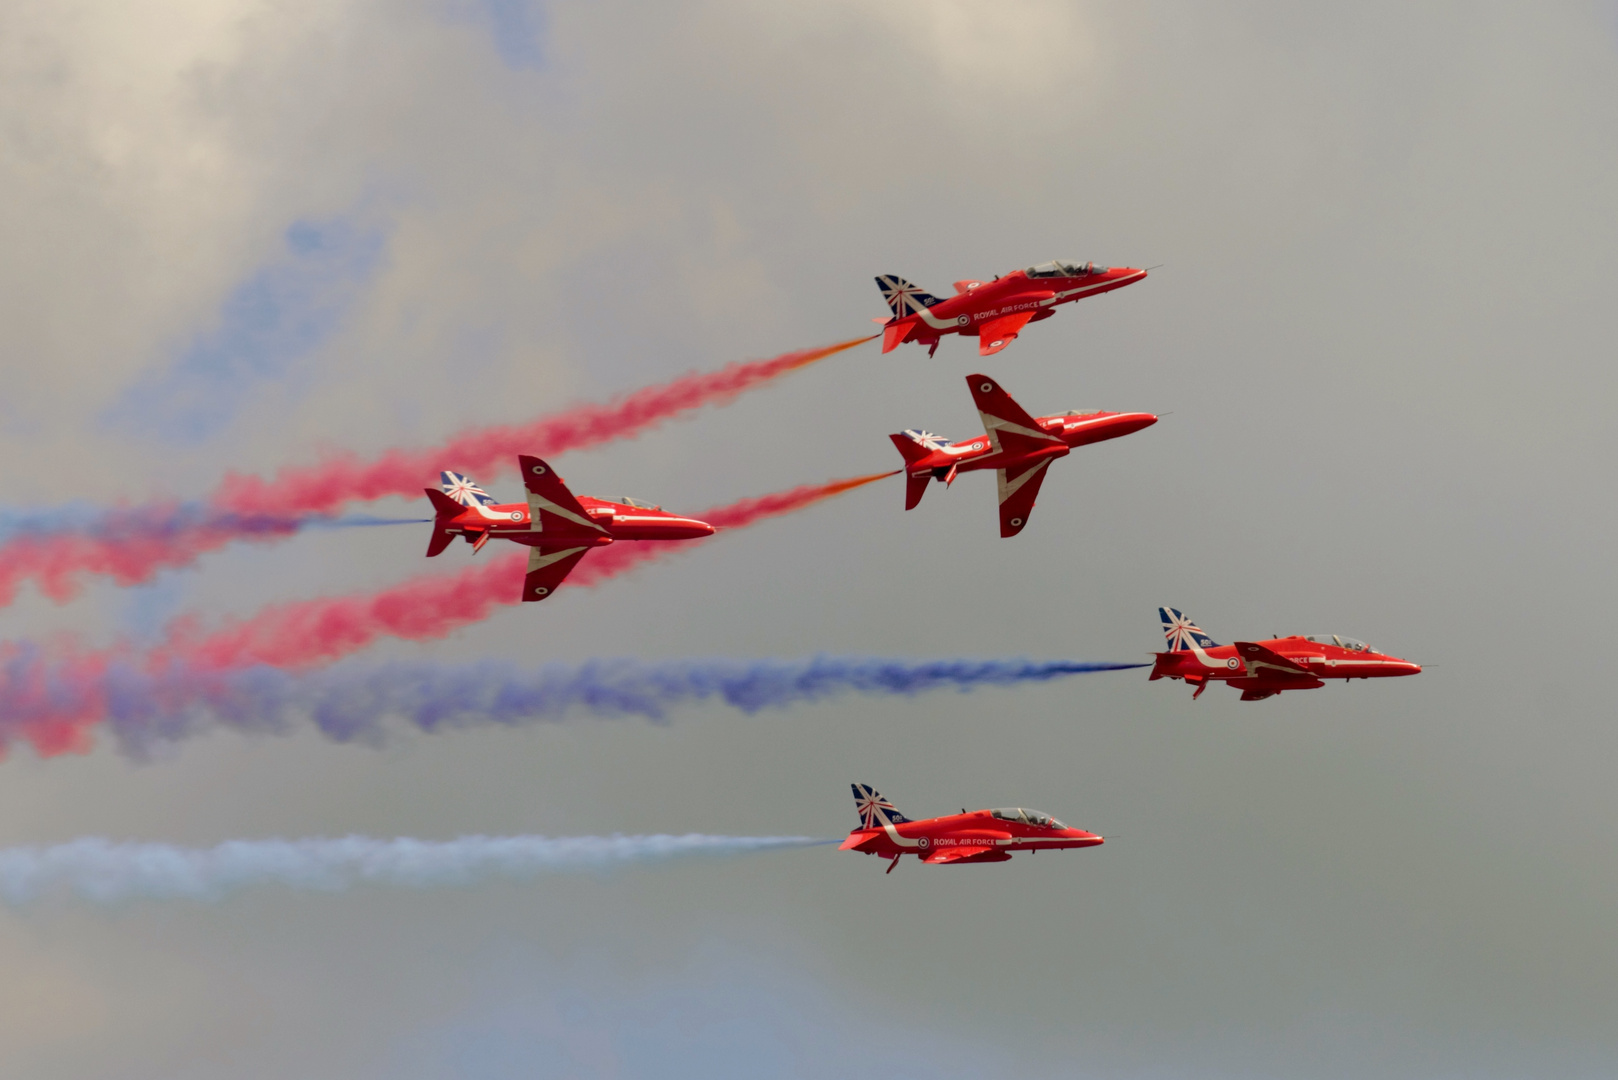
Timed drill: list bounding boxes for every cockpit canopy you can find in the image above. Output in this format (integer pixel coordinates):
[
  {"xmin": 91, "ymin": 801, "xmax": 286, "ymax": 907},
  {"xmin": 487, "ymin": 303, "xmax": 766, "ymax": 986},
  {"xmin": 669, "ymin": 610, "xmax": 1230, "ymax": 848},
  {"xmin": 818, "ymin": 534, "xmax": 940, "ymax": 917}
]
[
  {"xmin": 1063, "ymin": 408, "xmax": 1105, "ymax": 417},
  {"xmin": 618, "ymin": 496, "xmax": 661, "ymax": 510},
  {"xmin": 1304, "ymin": 634, "xmax": 1373, "ymax": 652},
  {"xmin": 990, "ymin": 808, "xmax": 1067, "ymax": 829},
  {"xmin": 1026, "ymin": 259, "xmax": 1107, "ymax": 278}
]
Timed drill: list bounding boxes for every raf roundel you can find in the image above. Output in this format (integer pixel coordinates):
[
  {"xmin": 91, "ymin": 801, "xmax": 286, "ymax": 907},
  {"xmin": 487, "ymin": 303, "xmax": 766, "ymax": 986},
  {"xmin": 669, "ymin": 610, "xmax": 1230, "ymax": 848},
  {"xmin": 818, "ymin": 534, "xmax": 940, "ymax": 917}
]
[
  {"xmin": 1009, "ymin": 517, "xmax": 1023, "ymax": 527},
  {"xmin": 1226, "ymin": 657, "xmax": 1240, "ymax": 669},
  {"xmin": 979, "ymin": 381, "xmax": 994, "ymax": 393},
  {"xmin": 533, "ymin": 586, "xmax": 549, "ymax": 597},
  {"xmin": 531, "ymin": 464, "xmax": 547, "ymax": 475},
  {"xmin": 509, "ymin": 511, "xmax": 521, "ymax": 520},
  {"xmin": 917, "ymin": 836, "xmax": 930, "ymax": 849}
]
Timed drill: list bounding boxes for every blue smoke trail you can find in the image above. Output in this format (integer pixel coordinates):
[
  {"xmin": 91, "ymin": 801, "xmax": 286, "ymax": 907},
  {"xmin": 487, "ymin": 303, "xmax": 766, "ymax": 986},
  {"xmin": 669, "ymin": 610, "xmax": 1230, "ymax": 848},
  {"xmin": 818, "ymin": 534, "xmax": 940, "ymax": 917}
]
[
  {"xmin": 78, "ymin": 656, "xmax": 1146, "ymax": 754},
  {"xmin": 0, "ymin": 834, "xmax": 829, "ymax": 906}
]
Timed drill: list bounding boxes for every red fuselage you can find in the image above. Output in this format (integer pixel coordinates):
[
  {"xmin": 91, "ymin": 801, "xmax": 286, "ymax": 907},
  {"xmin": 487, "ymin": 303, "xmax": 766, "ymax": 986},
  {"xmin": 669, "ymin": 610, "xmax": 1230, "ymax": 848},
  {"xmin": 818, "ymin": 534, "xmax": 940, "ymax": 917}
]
[
  {"xmin": 1151, "ymin": 636, "xmax": 1422, "ymax": 695},
  {"xmin": 437, "ymin": 497, "xmax": 714, "ymax": 551},
  {"xmin": 840, "ymin": 809, "xmax": 1103, "ymax": 868},
  {"xmin": 902, "ymin": 409, "xmax": 1158, "ymax": 481}
]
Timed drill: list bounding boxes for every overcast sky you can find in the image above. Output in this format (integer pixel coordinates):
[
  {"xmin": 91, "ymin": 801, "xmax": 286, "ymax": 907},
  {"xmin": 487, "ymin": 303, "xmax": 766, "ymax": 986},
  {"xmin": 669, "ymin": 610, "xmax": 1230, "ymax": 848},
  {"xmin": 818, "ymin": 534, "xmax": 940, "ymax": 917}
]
[{"xmin": 2, "ymin": 2, "xmax": 1617, "ymax": 1077}]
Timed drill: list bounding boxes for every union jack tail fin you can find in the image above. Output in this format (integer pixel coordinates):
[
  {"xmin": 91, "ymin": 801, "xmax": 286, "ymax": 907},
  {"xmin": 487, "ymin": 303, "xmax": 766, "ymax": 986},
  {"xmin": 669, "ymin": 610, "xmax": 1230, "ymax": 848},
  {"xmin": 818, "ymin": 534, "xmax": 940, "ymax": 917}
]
[
  {"xmin": 1160, "ymin": 606, "xmax": 1220, "ymax": 651},
  {"xmin": 890, "ymin": 429, "xmax": 949, "ymax": 466},
  {"xmin": 851, "ymin": 783, "xmax": 912, "ymax": 829},
  {"xmin": 875, "ymin": 275, "xmax": 945, "ymax": 319},
  {"xmin": 441, "ymin": 471, "xmax": 496, "ymax": 507}
]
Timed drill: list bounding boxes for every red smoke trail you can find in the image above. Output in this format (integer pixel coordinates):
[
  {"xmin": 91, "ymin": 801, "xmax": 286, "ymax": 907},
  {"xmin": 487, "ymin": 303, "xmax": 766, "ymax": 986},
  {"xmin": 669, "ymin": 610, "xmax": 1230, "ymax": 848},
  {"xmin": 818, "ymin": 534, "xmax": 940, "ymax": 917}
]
[
  {"xmin": 0, "ymin": 337, "xmax": 872, "ymax": 607},
  {"xmin": 0, "ymin": 512, "xmax": 302, "ymax": 607},
  {"xmin": 215, "ymin": 336, "xmax": 875, "ymax": 517}
]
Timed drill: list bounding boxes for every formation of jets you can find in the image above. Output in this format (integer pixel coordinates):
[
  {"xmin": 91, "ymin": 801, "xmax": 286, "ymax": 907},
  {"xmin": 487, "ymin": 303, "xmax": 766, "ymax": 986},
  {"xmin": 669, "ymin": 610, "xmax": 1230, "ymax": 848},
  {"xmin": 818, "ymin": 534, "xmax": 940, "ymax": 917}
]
[{"xmin": 416, "ymin": 258, "xmax": 1422, "ymax": 871}]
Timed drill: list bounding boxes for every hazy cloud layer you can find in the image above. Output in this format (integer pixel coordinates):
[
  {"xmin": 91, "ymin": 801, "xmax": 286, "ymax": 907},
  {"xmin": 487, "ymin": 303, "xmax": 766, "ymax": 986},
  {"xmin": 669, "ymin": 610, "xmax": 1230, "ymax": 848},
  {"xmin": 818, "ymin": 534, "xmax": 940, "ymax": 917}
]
[{"xmin": 0, "ymin": 2, "xmax": 1615, "ymax": 1077}]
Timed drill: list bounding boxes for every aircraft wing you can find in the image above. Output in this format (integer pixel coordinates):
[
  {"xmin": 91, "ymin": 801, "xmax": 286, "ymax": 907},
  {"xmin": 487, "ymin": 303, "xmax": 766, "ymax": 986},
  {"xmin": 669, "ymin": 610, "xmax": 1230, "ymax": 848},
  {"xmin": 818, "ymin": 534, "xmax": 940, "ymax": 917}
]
[
  {"xmin": 519, "ymin": 455, "xmax": 609, "ymax": 539},
  {"xmin": 997, "ymin": 457, "xmax": 1055, "ymax": 538},
  {"xmin": 523, "ymin": 544, "xmax": 592, "ymax": 602},
  {"xmin": 923, "ymin": 846, "xmax": 1010, "ymax": 865},
  {"xmin": 977, "ymin": 311, "xmax": 1035, "ymax": 356},
  {"xmin": 1234, "ymin": 641, "xmax": 1315, "ymax": 679},
  {"xmin": 968, "ymin": 374, "xmax": 1065, "ymax": 456}
]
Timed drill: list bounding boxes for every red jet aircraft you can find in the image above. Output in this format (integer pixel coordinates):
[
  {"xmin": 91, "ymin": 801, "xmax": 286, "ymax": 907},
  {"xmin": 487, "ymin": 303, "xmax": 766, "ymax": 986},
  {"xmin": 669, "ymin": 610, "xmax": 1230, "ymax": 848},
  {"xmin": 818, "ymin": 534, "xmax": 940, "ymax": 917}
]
[
  {"xmin": 1150, "ymin": 607, "xmax": 1423, "ymax": 701},
  {"xmin": 876, "ymin": 259, "xmax": 1147, "ymax": 357},
  {"xmin": 424, "ymin": 456, "xmax": 714, "ymax": 602},
  {"xmin": 890, "ymin": 374, "xmax": 1156, "ymax": 537},
  {"xmin": 840, "ymin": 784, "xmax": 1104, "ymax": 873}
]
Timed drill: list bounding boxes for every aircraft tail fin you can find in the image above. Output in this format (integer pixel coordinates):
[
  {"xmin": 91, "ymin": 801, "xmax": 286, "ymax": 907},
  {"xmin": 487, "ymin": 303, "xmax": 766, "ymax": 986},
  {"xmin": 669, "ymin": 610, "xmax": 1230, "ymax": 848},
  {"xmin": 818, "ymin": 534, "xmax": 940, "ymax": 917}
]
[
  {"xmin": 424, "ymin": 488, "xmax": 465, "ymax": 557},
  {"xmin": 875, "ymin": 275, "xmax": 946, "ymax": 319},
  {"xmin": 440, "ymin": 471, "xmax": 496, "ymax": 507},
  {"xmin": 851, "ymin": 783, "xmax": 912, "ymax": 829},
  {"xmin": 1160, "ymin": 606, "xmax": 1220, "ymax": 651}
]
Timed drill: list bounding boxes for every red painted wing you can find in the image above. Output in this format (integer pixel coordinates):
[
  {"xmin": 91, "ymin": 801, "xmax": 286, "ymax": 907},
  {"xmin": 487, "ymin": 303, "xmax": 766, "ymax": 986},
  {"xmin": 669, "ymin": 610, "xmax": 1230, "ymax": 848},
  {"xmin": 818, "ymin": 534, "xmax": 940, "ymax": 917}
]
[
  {"xmin": 997, "ymin": 457, "xmax": 1054, "ymax": 538},
  {"xmin": 523, "ymin": 544, "xmax": 592, "ymax": 602},
  {"xmin": 518, "ymin": 455, "xmax": 608, "ymax": 540},
  {"xmin": 977, "ymin": 311, "xmax": 1035, "ymax": 356},
  {"xmin": 966, "ymin": 374, "xmax": 1064, "ymax": 457}
]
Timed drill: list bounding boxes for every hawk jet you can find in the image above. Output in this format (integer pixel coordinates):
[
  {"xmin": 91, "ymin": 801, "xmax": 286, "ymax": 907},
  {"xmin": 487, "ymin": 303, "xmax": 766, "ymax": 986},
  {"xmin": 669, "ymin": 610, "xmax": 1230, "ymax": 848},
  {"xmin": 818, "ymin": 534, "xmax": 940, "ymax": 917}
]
[
  {"xmin": 424, "ymin": 455, "xmax": 713, "ymax": 602},
  {"xmin": 875, "ymin": 259, "xmax": 1147, "ymax": 357},
  {"xmin": 1150, "ymin": 607, "xmax": 1423, "ymax": 701},
  {"xmin": 841, "ymin": 783, "xmax": 1104, "ymax": 873},
  {"xmin": 889, "ymin": 373, "xmax": 1156, "ymax": 537}
]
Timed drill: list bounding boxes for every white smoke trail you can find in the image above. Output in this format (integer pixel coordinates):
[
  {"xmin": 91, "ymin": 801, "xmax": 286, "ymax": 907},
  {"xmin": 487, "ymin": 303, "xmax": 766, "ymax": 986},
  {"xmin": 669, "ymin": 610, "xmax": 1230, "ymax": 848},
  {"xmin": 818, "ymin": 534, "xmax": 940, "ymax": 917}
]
[{"xmin": 0, "ymin": 834, "xmax": 829, "ymax": 906}]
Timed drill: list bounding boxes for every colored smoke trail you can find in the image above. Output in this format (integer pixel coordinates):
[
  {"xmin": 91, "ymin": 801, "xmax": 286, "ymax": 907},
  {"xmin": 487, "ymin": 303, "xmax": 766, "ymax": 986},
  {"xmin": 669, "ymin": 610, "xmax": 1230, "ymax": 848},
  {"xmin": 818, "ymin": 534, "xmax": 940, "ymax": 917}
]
[
  {"xmin": 215, "ymin": 336, "xmax": 874, "ymax": 517},
  {"xmin": 0, "ymin": 508, "xmax": 428, "ymax": 607},
  {"xmin": 0, "ymin": 471, "xmax": 897, "ymax": 756},
  {"xmin": 0, "ymin": 834, "xmax": 829, "ymax": 906},
  {"xmin": 83, "ymin": 655, "xmax": 1150, "ymax": 752},
  {"xmin": 0, "ymin": 337, "xmax": 871, "ymax": 605}
]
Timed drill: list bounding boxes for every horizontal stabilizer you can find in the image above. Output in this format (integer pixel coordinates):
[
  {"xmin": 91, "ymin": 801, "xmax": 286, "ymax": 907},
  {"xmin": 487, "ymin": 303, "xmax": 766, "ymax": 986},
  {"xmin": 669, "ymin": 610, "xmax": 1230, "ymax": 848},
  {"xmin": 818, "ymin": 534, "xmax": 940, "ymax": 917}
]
[
  {"xmin": 426, "ymin": 488, "xmax": 466, "ymax": 518},
  {"xmin": 904, "ymin": 473, "xmax": 929, "ymax": 511},
  {"xmin": 882, "ymin": 321, "xmax": 914, "ymax": 354}
]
